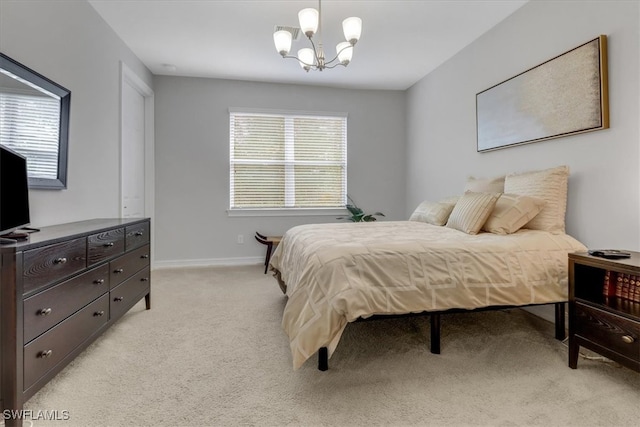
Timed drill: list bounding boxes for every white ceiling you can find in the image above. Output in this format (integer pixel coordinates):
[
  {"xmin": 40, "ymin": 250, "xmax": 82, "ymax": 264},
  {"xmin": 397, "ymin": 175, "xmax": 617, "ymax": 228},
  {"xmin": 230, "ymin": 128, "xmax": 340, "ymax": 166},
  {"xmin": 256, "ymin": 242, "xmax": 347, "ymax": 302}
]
[{"xmin": 88, "ymin": 0, "xmax": 527, "ymax": 90}]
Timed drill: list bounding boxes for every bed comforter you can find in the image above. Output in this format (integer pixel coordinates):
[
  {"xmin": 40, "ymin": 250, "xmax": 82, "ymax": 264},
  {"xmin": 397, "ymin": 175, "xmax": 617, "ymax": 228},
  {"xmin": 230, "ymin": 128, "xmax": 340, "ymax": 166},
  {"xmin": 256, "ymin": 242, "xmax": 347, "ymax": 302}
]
[{"xmin": 269, "ymin": 221, "xmax": 587, "ymax": 369}]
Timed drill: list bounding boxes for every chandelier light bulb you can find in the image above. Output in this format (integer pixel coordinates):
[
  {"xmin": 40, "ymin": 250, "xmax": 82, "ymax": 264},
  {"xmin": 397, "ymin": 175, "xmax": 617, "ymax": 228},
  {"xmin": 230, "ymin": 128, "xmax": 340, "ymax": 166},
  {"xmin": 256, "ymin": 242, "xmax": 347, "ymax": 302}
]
[
  {"xmin": 336, "ymin": 42, "xmax": 353, "ymax": 65},
  {"xmin": 298, "ymin": 8, "xmax": 319, "ymax": 37},
  {"xmin": 273, "ymin": 30, "xmax": 293, "ymax": 56},
  {"xmin": 298, "ymin": 48, "xmax": 315, "ymax": 71},
  {"xmin": 342, "ymin": 17, "xmax": 362, "ymax": 44}
]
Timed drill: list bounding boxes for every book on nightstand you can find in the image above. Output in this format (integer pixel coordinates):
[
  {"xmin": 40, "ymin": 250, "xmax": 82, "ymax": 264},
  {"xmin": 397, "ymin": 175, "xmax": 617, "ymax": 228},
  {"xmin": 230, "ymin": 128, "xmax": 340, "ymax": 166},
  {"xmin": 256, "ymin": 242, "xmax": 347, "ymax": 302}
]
[{"xmin": 603, "ymin": 271, "xmax": 640, "ymax": 302}]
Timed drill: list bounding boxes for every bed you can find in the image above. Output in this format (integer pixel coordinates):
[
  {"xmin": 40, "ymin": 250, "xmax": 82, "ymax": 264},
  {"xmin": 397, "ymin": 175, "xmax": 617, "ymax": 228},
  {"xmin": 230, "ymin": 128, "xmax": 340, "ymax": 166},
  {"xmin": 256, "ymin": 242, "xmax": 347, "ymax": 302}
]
[{"xmin": 269, "ymin": 166, "xmax": 588, "ymax": 370}]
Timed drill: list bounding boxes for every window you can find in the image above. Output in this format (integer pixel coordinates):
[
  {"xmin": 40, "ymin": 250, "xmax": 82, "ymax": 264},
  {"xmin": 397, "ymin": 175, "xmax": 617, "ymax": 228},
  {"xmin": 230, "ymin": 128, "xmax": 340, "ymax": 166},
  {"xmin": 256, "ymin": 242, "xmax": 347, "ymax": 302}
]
[{"xmin": 229, "ymin": 109, "xmax": 347, "ymax": 211}]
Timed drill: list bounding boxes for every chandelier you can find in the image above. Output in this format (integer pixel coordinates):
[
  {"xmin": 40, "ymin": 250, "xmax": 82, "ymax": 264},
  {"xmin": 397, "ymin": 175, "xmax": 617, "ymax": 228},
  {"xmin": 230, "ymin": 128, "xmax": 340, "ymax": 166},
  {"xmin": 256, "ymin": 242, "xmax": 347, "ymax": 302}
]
[{"xmin": 273, "ymin": 0, "xmax": 362, "ymax": 72}]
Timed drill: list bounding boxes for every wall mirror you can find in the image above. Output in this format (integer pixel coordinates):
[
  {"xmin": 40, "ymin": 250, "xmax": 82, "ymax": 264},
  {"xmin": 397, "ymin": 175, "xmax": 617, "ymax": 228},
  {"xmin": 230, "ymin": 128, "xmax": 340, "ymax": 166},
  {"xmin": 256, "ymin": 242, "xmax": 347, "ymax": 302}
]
[{"xmin": 0, "ymin": 53, "xmax": 70, "ymax": 189}]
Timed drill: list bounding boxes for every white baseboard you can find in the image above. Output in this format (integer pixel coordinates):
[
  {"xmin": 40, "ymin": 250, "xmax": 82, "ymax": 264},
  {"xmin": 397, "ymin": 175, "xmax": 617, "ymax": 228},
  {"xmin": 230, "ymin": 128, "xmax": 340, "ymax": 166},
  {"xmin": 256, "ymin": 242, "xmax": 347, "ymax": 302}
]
[{"xmin": 153, "ymin": 256, "xmax": 263, "ymax": 269}]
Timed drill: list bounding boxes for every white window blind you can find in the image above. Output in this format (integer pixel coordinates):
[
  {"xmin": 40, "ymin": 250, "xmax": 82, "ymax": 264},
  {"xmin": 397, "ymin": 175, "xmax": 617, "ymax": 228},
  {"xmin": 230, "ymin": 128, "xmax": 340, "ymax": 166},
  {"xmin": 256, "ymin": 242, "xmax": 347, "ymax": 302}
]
[
  {"xmin": 230, "ymin": 110, "xmax": 347, "ymax": 210},
  {"xmin": 0, "ymin": 91, "xmax": 60, "ymax": 180}
]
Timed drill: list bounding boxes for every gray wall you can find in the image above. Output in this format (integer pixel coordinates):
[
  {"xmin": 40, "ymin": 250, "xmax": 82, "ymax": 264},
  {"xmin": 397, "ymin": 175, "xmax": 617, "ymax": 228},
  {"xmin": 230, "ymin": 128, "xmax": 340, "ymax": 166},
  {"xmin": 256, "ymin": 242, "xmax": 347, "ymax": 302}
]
[
  {"xmin": 406, "ymin": 0, "xmax": 640, "ymax": 251},
  {"xmin": 0, "ymin": 0, "xmax": 153, "ymax": 227},
  {"xmin": 154, "ymin": 76, "xmax": 406, "ymax": 265}
]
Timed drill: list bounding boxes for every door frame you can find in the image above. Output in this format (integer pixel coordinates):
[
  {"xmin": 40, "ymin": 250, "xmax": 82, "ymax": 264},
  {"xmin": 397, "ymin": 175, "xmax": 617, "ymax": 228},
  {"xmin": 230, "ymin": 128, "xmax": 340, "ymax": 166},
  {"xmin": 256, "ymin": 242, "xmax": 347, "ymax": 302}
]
[{"xmin": 120, "ymin": 61, "xmax": 154, "ymax": 220}]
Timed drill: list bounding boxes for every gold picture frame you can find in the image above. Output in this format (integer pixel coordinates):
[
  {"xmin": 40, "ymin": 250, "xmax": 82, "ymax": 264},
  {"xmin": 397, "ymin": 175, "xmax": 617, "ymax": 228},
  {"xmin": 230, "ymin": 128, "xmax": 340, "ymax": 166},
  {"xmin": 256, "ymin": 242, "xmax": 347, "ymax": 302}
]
[{"xmin": 476, "ymin": 35, "xmax": 609, "ymax": 152}]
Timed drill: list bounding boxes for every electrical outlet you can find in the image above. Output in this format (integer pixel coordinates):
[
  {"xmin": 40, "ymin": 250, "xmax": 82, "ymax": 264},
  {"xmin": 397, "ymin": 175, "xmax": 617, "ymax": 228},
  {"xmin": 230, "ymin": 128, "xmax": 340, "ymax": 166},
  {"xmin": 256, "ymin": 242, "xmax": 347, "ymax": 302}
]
[{"xmin": 237, "ymin": 234, "xmax": 244, "ymax": 244}]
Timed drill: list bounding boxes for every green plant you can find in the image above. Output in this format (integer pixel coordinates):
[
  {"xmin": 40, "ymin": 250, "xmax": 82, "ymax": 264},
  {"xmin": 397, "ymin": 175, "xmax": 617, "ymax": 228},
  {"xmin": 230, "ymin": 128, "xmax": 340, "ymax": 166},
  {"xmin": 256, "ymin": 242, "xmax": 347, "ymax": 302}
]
[{"xmin": 337, "ymin": 196, "xmax": 385, "ymax": 222}]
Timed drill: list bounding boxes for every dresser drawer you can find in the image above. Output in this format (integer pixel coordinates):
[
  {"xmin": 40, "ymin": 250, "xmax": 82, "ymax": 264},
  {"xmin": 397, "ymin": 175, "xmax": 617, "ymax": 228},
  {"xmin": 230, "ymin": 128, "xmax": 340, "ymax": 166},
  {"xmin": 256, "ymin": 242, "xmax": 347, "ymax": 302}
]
[
  {"xmin": 109, "ymin": 244, "xmax": 150, "ymax": 289},
  {"xmin": 574, "ymin": 302, "xmax": 640, "ymax": 362},
  {"xmin": 125, "ymin": 222, "xmax": 150, "ymax": 251},
  {"xmin": 88, "ymin": 227, "xmax": 125, "ymax": 265},
  {"xmin": 23, "ymin": 294, "xmax": 109, "ymax": 391},
  {"xmin": 110, "ymin": 267, "xmax": 150, "ymax": 320},
  {"xmin": 24, "ymin": 264, "xmax": 110, "ymax": 343},
  {"xmin": 23, "ymin": 238, "xmax": 87, "ymax": 295}
]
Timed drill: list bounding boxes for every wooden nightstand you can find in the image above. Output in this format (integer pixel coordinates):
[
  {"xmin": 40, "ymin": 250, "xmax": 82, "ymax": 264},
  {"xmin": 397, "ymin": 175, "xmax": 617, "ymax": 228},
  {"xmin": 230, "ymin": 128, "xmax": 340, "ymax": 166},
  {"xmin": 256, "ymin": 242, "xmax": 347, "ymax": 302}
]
[{"xmin": 568, "ymin": 251, "xmax": 640, "ymax": 372}]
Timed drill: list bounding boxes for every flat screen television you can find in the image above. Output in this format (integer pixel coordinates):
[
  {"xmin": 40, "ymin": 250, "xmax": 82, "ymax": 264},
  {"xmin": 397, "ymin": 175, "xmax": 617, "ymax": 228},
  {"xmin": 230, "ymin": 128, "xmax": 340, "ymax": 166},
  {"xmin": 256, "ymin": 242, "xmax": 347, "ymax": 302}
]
[{"xmin": 1, "ymin": 144, "xmax": 31, "ymax": 239}]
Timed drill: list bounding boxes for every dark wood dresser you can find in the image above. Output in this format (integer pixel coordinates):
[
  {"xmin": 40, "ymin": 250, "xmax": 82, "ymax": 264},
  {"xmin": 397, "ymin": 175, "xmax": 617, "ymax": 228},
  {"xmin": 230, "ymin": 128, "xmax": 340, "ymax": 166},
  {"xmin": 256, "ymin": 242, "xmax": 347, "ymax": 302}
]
[
  {"xmin": 568, "ymin": 251, "xmax": 640, "ymax": 372},
  {"xmin": 0, "ymin": 218, "xmax": 151, "ymax": 426}
]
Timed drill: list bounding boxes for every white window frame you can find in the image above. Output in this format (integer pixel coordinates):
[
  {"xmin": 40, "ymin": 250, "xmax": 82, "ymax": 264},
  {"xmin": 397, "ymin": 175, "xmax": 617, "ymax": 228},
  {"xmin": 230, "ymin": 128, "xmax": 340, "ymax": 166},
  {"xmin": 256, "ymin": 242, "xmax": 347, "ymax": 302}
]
[{"xmin": 228, "ymin": 108, "xmax": 348, "ymax": 217}]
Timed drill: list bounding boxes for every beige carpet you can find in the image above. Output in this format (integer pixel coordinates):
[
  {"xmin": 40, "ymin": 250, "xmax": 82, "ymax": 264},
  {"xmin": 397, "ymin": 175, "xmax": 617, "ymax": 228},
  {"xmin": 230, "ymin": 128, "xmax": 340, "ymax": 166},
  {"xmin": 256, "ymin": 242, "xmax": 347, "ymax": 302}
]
[{"xmin": 25, "ymin": 265, "xmax": 639, "ymax": 426}]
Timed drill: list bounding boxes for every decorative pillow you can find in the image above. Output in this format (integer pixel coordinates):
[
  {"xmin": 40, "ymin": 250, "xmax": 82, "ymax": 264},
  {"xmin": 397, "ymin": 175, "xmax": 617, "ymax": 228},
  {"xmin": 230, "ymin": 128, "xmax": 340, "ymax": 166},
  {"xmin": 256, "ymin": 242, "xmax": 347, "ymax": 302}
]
[
  {"xmin": 504, "ymin": 165, "xmax": 569, "ymax": 234},
  {"xmin": 464, "ymin": 175, "xmax": 505, "ymax": 193},
  {"xmin": 409, "ymin": 198, "xmax": 457, "ymax": 226},
  {"xmin": 482, "ymin": 194, "xmax": 546, "ymax": 234},
  {"xmin": 445, "ymin": 191, "xmax": 501, "ymax": 234}
]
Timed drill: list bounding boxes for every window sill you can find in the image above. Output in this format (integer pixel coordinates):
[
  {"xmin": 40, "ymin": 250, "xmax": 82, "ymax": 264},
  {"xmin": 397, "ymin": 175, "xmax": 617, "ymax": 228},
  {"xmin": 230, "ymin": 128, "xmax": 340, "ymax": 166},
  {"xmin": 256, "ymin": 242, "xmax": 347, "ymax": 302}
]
[{"xmin": 227, "ymin": 208, "xmax": 348, "ymax": 218}]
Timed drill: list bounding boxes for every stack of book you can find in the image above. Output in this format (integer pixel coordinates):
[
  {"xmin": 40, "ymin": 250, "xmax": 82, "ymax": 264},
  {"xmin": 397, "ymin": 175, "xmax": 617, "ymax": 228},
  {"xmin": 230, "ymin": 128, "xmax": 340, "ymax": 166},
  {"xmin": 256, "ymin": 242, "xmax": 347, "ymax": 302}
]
[{"xmin": 603, "ymin": 271, "xmax": 640, "ymax": 302}]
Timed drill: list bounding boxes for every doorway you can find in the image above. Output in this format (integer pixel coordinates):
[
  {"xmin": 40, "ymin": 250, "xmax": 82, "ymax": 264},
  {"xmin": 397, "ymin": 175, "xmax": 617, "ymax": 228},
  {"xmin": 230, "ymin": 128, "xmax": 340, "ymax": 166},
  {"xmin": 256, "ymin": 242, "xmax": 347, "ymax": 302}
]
[{"xmin": 120, "ymin": 62, "xmax": 154, "ymax": 220}]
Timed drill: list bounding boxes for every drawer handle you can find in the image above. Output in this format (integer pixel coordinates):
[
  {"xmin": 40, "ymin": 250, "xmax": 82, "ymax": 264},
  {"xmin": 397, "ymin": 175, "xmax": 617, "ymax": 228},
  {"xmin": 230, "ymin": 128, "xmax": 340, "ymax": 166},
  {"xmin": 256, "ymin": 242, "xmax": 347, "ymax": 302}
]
[
  {"xmin": 94, "ymin": 279, "xmax": 105, "ymax": 285},
  {"xmin": 114, "ymin": 296, "xmax": 124, "ymax": 302},
  {"xmin": 94, "ymin": 310, "xmax": 105, "ymax": 317},
  {"xmin": 135, "ymin": 231, "xmax": 144, "ymax": 236},
  {"xmin": 53, "ymin": 257, "xmax": 67, "ymax": 264},
  {"xmin": 113, "ymin": 268, "xmax": 124, "ymax": 274},
  {"xmin": 141, "ymin": 254, "xmax": 149, "ymax": 259},
  {"xmin": 621, "ymin": 335, "xmax": 635, "ymax": 344},
  {"xmin": 141, "ymin": 277, "xmax": 149, "ymax": 282},
  {"xmin": 103, "ymin": 242, "xmax": 115, "ymax": 247},
  {"xmin": 39, "ymin": 308, "xmax": 52, "ymax": 316},
  {"xmin": 39, "ymin": 350, "xmax": 53, "ymax": 359}
]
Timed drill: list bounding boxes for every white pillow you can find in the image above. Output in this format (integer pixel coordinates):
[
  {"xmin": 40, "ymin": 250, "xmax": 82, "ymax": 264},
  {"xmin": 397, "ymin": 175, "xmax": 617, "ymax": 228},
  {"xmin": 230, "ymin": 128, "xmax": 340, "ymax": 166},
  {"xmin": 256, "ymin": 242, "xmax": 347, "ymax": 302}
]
[
  {"xmin": 409, "ymin": 199, "xmax": 457, "ymax": 226},
  {"xmin": 464, "ymin": 175, "xmax": 505, "ymax": 193},
  {"xmin": 482, "ymin": 194, "xmax": 546, "ymax": 234},
  {"xmin": 446, "ymin": 191, "xmax": 500, "ymax": 235},
  {"xmin": 503, "ymin": 165, "xmax": 569, "ymax": 234}
]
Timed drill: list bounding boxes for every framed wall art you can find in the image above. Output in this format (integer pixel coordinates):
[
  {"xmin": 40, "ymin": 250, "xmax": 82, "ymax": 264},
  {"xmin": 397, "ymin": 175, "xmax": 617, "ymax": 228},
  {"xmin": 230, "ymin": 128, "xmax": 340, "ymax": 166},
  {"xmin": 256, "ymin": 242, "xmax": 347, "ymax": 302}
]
[{"xmin": 476, "ymin": 35, "xmax": 609, "ymax": 152}]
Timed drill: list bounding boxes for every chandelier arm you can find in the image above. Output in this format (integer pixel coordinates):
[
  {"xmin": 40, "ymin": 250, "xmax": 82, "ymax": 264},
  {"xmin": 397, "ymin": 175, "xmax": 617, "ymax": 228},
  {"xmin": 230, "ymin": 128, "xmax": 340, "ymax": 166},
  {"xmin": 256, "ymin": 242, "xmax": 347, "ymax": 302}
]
[
  {"xmin": 281, "ymin": 54, "xmax": 317, "ymax": 69},
  {"xmin": 323, "ymin": 62, "xmax": 348, "ymax": 70},
  {"xmin": 323, "ymin": 42, "xmax": 354, "ymax": 66},
  {"xmin": 281, "ymin": 39, "xmax": 351, "ymax": 70},
  {"xmin": 325, "ymin": 55, "xmax": 342, "ymax": 68},
  {"xmin": 323, "ymin": 54, "xmax": 341, "ymax": 66}
]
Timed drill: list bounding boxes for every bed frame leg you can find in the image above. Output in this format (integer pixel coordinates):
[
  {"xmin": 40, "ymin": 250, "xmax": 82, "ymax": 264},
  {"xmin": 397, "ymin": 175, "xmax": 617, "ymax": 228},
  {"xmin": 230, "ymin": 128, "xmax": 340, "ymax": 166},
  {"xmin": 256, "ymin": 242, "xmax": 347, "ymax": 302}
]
[
  {"xmin": 554, "ymin": 302, "xmax": 566, "ymax": 340},
  {"xmin": 318, "ymin": 347, "xmax": 329, "ymax": 371},
  {"xmin": 430, "ymin": 314, "xmax": 441, "ymax": 354}
]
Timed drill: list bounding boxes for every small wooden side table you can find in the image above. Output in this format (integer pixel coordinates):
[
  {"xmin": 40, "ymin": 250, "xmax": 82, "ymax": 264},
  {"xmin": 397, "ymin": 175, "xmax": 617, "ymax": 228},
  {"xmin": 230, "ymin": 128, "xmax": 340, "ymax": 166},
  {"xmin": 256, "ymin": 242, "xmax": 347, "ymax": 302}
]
[
  {"xmin": 255, "ymin": 232, "xmax": 281, "ymax": 274},
  {"xmin": 568, "ymin": 251, "xmax": 640, "ymax": 372}
]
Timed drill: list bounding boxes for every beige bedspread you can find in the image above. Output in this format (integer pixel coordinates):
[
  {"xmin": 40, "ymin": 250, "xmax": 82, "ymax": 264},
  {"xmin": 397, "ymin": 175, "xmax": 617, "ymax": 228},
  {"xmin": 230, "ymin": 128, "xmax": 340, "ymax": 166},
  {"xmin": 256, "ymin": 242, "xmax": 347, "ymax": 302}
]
[{"xmin": 269, "ymin": 221, "xmax": 587, "ymax": 369}]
